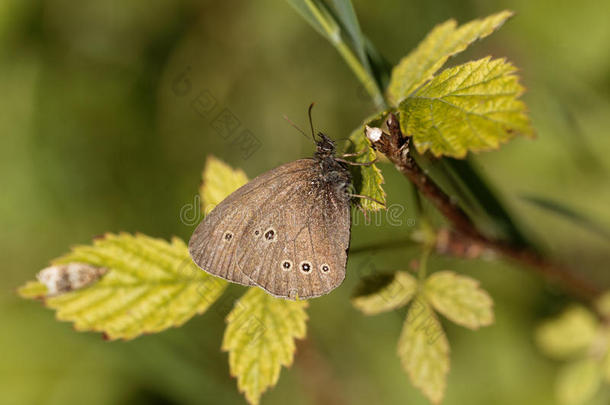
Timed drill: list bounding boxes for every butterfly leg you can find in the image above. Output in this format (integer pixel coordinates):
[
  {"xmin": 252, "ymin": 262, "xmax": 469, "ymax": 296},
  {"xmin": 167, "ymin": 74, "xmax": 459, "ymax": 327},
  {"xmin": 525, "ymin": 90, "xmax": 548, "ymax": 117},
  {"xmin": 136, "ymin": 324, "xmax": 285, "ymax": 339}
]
[
  {"xmin": 341, "ymin": 137, "xmax": 369, "ymax": 157},
  {"xmin": 349, "ymin": 193, "xmax": 386, "ymax": 208},
  {"xmin": 340, "ymin": 147, "xmax": 368, "ymax": 158},
  {"xmin": 335, "ymin": 157, "xmax": 378, "ymax": 166}
]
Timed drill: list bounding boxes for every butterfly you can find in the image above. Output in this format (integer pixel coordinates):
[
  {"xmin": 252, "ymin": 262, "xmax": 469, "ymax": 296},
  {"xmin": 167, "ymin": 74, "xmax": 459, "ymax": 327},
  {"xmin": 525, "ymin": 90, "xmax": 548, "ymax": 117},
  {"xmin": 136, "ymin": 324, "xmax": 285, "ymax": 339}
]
[{"xmin": 188, "ymin": 106, "xmax": 378, "ymax": 299}]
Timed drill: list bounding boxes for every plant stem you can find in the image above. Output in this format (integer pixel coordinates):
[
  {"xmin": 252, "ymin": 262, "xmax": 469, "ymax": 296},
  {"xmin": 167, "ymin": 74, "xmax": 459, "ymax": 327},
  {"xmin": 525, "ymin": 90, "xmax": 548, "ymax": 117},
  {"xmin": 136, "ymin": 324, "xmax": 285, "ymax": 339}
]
[
  {"xmin": 367, "ymin": 113, "xmax": 601, "ymax": 302},
  {"xmin": 290, "ymin": 0, "xmax": 601, "ymax": 303},
  {"xmin": 418, "ymin": 247, "xmax": 431, "ymax": 281},
  {"xmin": 304, "ymin": 0, "xmax": 387, "ymax": 110}
]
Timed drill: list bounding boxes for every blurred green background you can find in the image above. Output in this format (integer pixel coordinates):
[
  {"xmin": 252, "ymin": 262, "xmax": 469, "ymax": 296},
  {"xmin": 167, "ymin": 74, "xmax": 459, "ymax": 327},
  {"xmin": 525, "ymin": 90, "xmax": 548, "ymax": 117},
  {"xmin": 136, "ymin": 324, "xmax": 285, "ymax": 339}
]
[{"xmin": 2, "ymin": 0, "xmax": 610, "ymax": 404}]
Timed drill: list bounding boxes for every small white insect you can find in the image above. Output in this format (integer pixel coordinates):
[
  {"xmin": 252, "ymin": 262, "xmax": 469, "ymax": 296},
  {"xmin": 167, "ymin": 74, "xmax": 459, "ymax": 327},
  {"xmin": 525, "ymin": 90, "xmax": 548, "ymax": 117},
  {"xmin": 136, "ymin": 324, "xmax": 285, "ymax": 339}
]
[
  {"xmin": 365, "ymin": 125, "xmax": 383, "ymax": 142},
  {"xmin": 36, "ymin": 263, "xmax": 107, "ymax": 296}
]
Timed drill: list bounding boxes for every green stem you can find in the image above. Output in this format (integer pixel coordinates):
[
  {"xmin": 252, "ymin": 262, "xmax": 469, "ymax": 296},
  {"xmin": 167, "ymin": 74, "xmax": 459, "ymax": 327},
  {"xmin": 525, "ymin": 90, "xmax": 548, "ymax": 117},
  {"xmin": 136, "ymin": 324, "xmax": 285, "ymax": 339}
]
[
  {"xmin": 418, "ymin": 246, "xmax": 431, "ymax": 281},
  {"xmin": 304, "ymin": 0, "xmax": 387, "ymax": 110},
  {"xmin": 411, "ymin": 185, "xmax": 426, "ymax": 220}
]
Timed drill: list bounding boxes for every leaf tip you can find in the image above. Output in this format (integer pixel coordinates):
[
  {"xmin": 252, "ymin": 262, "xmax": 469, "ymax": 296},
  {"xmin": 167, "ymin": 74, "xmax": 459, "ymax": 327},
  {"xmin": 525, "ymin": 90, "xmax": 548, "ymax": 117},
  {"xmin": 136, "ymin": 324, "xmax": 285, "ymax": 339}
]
[{"xmin": 17, "ymin": 280, "xmax": 48, "ymax": 300}]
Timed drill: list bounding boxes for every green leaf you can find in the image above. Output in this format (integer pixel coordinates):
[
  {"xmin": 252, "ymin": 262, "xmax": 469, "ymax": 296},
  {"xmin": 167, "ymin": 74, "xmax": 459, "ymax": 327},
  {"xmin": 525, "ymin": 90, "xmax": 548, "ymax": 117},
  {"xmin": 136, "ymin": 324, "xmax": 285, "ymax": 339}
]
[
  {"xmin": 286, "ymin": 0, "xmax": 328, "ymax": 39},
  {"xmin": 17, "ymin": 280, "xmax": 48, "ymax": 299},
  {"xmin": 424, "ymin": 271, "xmax": 494, "ymax": 329},
  {"xmin": 363, "ymin": 36, "xmax": 393, "ymax": 90},
  {"xmin": 200, "ymin": 156, "xmax": 248, "ymax": 214},
  {"xmin": 352, "ymin": 271, "xmax": 418, "ymax": 315},
  {"xmin": 201, "ymin": 156, "xmax": 311, "ymax": 404},
  {"xmin": 326, "ymin": 1, "xmax": 391, "ymax": 90},
  {"xmin": 387, "ymin": 10, "xmax": 514, "ymax": 106},
  {"xmin": 286, "ymin": 0, "xmax": 386, "ymax": 108},
  {"xmin": 522, "ymin": 195, "xmax": 610, "ymax": 241},
  {"xmin": 18, "ymin": 233, "xmax": 228, "ymax": 340},
  {"xmin": 329, "ymin": 0, "xmax": 367, "ymax": 64},
  {"xmin": 222, "ymin": 288, "xmax": 308, "ymax": 405},
  {"xmin": 399, "ymin": 57, "xmax": 534, "ymax": 158},
  {"xmin": 292, "ymin": 0, "xmax": 391, "ymax": 94},
  {"xmin": 347, "ymin": 112, "xmax": 387, "ymax": 211},
  {"xmin": 398, "ymin": 298, "xmax": 450, "ymax": 404},
  {"xmin": 536, "ymin": 306, "xmax": 599, "ymax": 359},
  {"xmin": 556, "ymin": 359, "xmax": 602, "ymax": 405}
]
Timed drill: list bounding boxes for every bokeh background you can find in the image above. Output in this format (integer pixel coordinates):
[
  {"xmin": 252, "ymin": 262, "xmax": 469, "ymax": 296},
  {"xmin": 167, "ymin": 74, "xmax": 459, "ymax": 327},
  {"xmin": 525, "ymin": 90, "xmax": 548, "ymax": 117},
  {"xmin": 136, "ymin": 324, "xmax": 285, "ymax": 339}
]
[{"xmin": 2, "ymin": 0, "xmax": 610, "ymax": 404}]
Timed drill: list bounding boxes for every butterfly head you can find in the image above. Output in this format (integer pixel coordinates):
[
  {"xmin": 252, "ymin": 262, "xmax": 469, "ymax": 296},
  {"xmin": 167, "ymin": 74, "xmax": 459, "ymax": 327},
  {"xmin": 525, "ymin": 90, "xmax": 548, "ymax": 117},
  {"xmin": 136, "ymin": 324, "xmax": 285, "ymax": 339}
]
[{"xmin": 314, "ymin": 133, "xmax": 336, "ymax": 160}]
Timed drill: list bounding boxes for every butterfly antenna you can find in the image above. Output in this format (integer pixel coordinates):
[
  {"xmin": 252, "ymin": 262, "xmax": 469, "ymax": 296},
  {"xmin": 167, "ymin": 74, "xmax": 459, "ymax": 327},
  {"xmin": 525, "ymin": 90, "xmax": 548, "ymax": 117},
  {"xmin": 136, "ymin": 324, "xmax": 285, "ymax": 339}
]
[
  {"xmin": 282, "ymin": 114, "xmax": 309, "ymax": 139},
  {"xmin": 308, "ymin": 102, "xmax": 316, "ymax": 142}
]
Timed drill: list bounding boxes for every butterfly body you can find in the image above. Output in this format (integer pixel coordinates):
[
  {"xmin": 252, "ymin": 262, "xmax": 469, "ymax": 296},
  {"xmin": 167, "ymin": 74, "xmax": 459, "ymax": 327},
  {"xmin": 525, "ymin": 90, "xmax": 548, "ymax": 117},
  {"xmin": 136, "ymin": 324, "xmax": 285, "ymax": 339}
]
[{"xmin": 188, "ymin": 134, "xmax": 352, "ymax": 299}]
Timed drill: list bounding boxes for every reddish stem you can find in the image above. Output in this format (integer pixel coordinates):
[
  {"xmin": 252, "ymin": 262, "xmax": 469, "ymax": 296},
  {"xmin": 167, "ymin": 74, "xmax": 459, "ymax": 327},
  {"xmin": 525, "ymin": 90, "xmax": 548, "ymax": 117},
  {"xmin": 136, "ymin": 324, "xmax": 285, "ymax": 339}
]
[{"xmin": 367, "ymin": 113, "xmax": 600, "ymax": 301}]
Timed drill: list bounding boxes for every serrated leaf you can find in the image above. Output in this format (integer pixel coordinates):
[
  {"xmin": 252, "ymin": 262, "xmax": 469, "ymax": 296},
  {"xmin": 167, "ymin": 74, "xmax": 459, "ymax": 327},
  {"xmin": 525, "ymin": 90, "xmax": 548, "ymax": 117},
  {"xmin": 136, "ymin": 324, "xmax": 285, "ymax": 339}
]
[
  {"xmin": 202, "ymin": 156, "xmax": 311, "ymax": 404},
  {"xmin": 556, "ymin": 359, "xmax": 602, "ymax": 405},
  {"xmin": 352, "ymin": 271, "xmax": 418, "ymax": 315},
  {"xmin": 387, "ymin": 10, "xmax": 514, "ymax": 106},
  {"xmin": 200, "ymin": 156, "xmax": 248, "ymax": 214},
  {"xmin": 536, "ymin": 306, "xmax": 599, "ymax": 359},
  {"xmin": 398, "ymin": 298, "xmax": 450, "ymax": 404},
  {"xmin": 222, "ymin": 288, "xmax": 308, "ymax": 405},
  {"xmin": 347, "ymin": 112, "xmax": 387, "ymax": 211},
  {"xmin": 19, "ymin": 233, "xmax": 228, "ymax": 340},
  {"xmin": 399, "ymin": 57, "xmax": 534, "ymax": 158},
  {"xmin": 17, "ymin": 280, "xmax": 48, "ymax": 299},
  {"xmin": 424, "ymin": 271, "xmax": 494, "ymax": 329}
]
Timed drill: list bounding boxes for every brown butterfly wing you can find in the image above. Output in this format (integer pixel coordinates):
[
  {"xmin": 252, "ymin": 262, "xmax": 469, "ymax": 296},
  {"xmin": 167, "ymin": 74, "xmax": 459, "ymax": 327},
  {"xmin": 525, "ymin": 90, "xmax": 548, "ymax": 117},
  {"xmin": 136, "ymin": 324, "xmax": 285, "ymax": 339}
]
[
  {"xmin": 188, "ymin": 159, "xmax": 313, "ymax": 286},
  {"xmin": 234, "ymin": 161, "xmax": 351, "ymax": 299}
]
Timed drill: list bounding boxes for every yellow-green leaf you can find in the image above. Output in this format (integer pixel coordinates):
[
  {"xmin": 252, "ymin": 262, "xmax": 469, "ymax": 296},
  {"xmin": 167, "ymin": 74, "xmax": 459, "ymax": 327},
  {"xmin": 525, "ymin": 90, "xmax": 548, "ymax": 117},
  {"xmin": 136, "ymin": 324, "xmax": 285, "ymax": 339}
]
[
  {"xmin": 200, "ymin": 155, "xmax": 248, "ymax": 214},
  {"xmin": 202, "ymin": 156, "xmax": 311, "ymax": 404},
  {"xmin": 19, "ymin": 233, "xmax": 228, "ymax": 340},
  {"xmin": 222, "ymin": 288, "xmax": 308, "ymax": 405},
  {"xmin": 352, "ymin": 271, "xmax": 417, "ymax": 315},
  {"xmin": 536, "ymin": 306, "xmax": 599, "ymax": 359},
  {"xmin": 399, "ymin": 57, "xmax": 534, "ymax": 158},
  {"xmin": 556, "ymin": 359, "xmax": 602, "ymax": 405},
  {"xmin": 398, "ymin": 298, "xmax": 450, "ymax": 404},
  {"xmin": 424, "ymin": 271, "xmax": 494, "ymax": 329},
  {"xmin": 17, "ymin": 280, "xmax": 48, "ymax": 299},
  {"xmin": 347, "ymin": 112, "xmax": 387, "ymax": 211},
  {"xmin": 387, "ymin": 10, "xmax": 513, "ymax": 106}
]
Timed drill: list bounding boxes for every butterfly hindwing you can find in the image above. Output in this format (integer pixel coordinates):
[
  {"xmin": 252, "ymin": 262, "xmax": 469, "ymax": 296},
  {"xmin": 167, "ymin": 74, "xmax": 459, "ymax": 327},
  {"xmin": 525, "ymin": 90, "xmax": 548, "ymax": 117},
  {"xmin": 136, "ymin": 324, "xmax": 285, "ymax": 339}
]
[{"xmin": 234, "ymin": 162, "xmax": 351, "ymax": 299}]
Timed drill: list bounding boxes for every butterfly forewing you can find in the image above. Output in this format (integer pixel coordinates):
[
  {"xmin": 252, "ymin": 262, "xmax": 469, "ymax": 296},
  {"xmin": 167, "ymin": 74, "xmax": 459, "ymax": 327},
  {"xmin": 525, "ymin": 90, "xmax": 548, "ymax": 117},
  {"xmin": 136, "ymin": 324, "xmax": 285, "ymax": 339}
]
[
  {"xmin": 188, "ymin": 159, "xmax": 314, "ymax": 286},
  {"xmin": 189, "ymin": 203, "xmax": 254, "ymax": 285}
]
